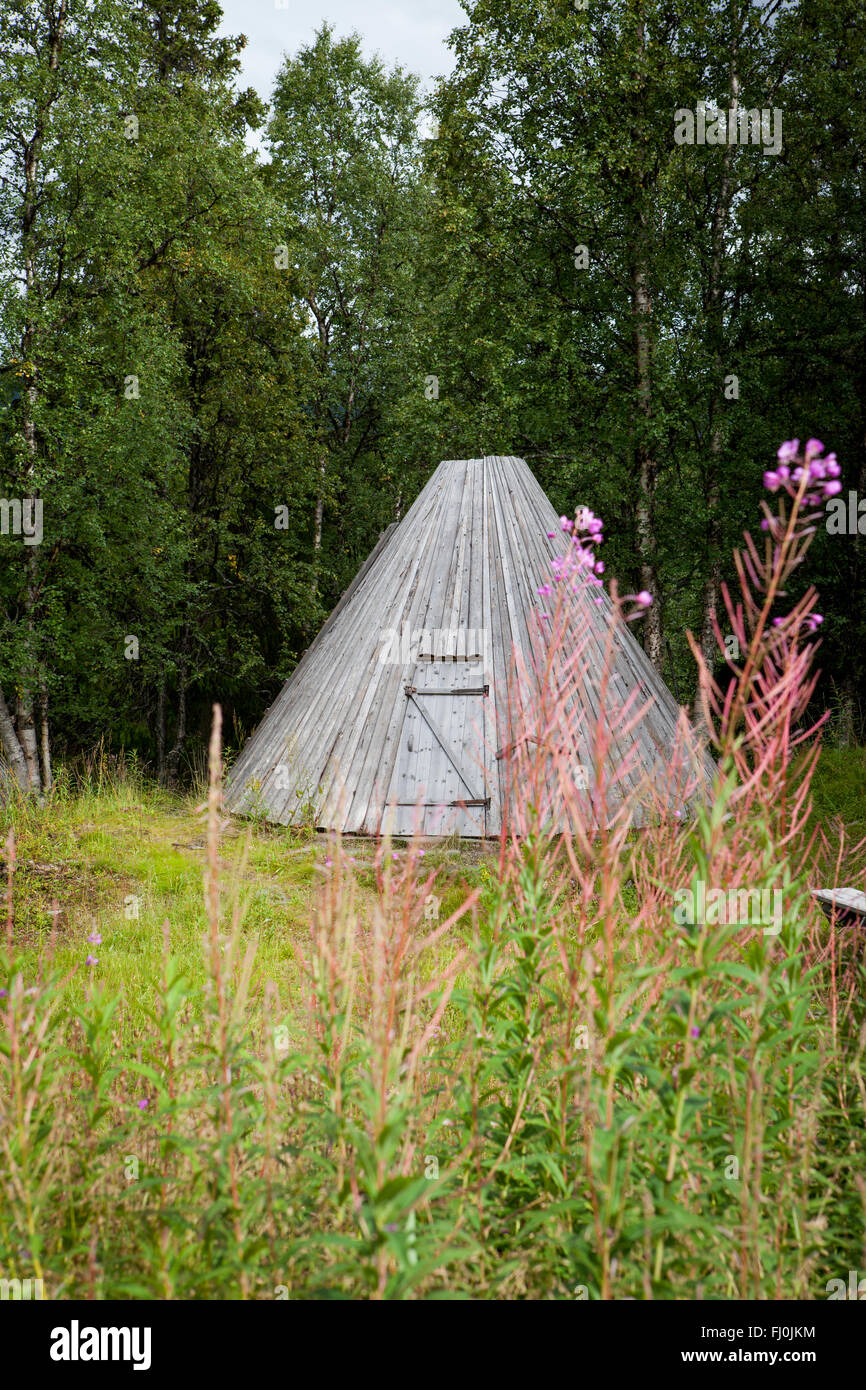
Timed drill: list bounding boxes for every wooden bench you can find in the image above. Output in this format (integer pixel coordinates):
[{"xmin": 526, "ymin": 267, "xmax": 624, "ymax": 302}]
[{"xmin": 812, "ymin": 887, "xmax": 866, "ymax": 925}]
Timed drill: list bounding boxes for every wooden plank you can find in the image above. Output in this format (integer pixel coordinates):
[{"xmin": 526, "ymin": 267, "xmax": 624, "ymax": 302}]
[
  {"xmin": 226, "ymin": 519, "xmax": 402, "ymax": 816},
  {"xmin": 413, "ymin": 464, "xmax": 466, "ymax": 834},
  {"xmin": 407, "ymin": 691, "xmax": 483, "ymax": 801},
  {"xmin": 442, "ymin": 459, "xmax": 478, "ymax": 832},
  {"xmin": 466, "ymin": 459, "xmax": 490, "ymax": 835},
  {"xmin": 812, "ymin": 887, "xmax": 866, "ymax": 919},
  {"xmin": 333, "ymin": 465, "xmax": 452, "ymax": 830}
]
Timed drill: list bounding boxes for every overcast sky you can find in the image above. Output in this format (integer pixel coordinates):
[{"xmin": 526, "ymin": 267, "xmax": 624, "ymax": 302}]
[{"xmin": 217, "ymin": 0, "xmax": 467, "ymax": 130}]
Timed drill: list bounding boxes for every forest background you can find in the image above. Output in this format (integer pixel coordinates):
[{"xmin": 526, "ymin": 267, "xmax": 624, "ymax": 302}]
[{"xmin": 2, "ymin": 0, "xmax": 864, "ymax": 792}]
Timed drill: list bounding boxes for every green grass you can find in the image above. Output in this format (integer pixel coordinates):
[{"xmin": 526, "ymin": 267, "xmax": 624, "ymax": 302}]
[
  {"xmin": 2, "ymin": 782, "xmax": 326, "ymax": 1026},
  {"xmin": 809, "ymin": 745, "xmax": 866, "ymax": 838},
  {"xmin": 3, "ymin": 742, "xmax": 861, "ymax": 1034},
  {"xmin": 1, "ymin": 743, "xmax": 864, "ymax": 1301},
  {"xmin": 1, "ymin": 777, "xmax": 498, "ymax": 1035}
]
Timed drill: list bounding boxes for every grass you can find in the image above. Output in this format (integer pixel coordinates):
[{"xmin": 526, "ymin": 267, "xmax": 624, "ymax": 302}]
[
  {"xmin": 7, "ymin": 745, "xmax": 855, "ymax": 1038},
  {"xmin": 1, "ymin": 471, "xmax": 865, "ymax": 1300},
  {"xmin": 0, "ymin": 738, "xmax": 862, "ymax": 1301},
  {"xmin": 808, "ymin": 746, "xmax": 866, "ymax": 841},
  {"xmin": 0, "ymin": 769, "xmax": 492, "ymax": 1035}
]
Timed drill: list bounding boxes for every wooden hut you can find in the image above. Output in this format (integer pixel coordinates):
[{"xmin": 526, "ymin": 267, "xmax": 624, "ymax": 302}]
[{"xmin": 226, "ymin": 455, "xmax": 712, "ymax": 835}]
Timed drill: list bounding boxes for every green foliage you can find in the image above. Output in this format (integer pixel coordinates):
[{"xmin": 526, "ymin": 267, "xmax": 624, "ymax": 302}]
[
  {"xmin": 808, "ymin": 746, "xmax": 866, "ymax": 835},
  {"xmin": 0, "ymin": 731, "xmax": 863, "ymax": 1299},
  {"xmin": 2, "ymin": 2, "xmax": 866, "ymax": 775}
]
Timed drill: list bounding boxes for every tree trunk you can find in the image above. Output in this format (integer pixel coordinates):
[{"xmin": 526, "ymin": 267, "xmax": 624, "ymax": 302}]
[
  {"xmin": 312, "ymin": 452, "xmax": 326, "ymax": 598},
  {"xmin": 166, "ymin": 628, "xmax": 190, "ymax": 787},
  {"xmin": 835, "ymin": 677, "xmax": 855, "ymax": 748},
  {"xmin": 0, "ymin": 686, "xmax": 30, "ymax": 793},
  {"xmin": 630, "ymin": 9, "xmax": 663, "ymax": 673},
  {"xmin": 311, "ymin": 301, "xmax": 330, "ymax": 602},
  {"xmin": 16, "ymin": 692, "xmax": 41, "ymax": 796},
  {"xmin": 10, "ymin": 0, "xmax": 68, "ymax": 799},
  {"xmin": 156, "ymin": 668, "xmax": 167, "ymax": 786},
  {"xmin": 697, "ymin": 51, "xmax": 740, "ymax": 693},
  {"xmin": 313, "ymin": 477, "xmax": 325, "ymax": 554},
  {"xmin": 39, "ymin": 679, "xmax": 51, "ymax": 793},
  {"xmin": 632, "ymin": 254, "xmax": 663, "ymax": 672},
  {"xmin": 166, "ymin": 681, "xmax": 187, "ymax": 788}
]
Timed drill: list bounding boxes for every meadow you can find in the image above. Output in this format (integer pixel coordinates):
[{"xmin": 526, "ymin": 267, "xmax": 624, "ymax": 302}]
[{"xmin": 2, "ymin": 456, "xmax": 865, "ymax": 1301}]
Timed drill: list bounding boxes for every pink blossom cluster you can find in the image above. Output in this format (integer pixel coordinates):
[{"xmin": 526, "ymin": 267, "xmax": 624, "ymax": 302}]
[
  {"xmin": 541, "ymin": 507, "xmax": 607, "ymax": 606},
  {"xmin": 539, "ymin": 506, "xmax": 653, "ymax": 613},
  {"xmin": 763, "ymin": 438, "xmax": 841, "ymax": 508},
  {"xmin": 772, "ymin": 611, "xmax": 823, "ymax": 636},
  {"xmin": 763, "ymin": 438, "xmax": 837, "ymax": 637}
]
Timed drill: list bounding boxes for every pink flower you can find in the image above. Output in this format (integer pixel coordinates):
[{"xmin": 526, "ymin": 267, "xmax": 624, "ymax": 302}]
[
  {"xmin": 824, "ymin": 480, "xmax": 842, "ymax": 497},
  {"xmin": 777, "ymin": 439, "xmax": 799, "ymax": 464},
  {"xmin": 635, "ymin": 591, "xmax": 653, "ymax": 608},
  {"xmin": 824, "ymin": 455, "xmax": 840, "ymax": 478},
  {"xmin": 88, "ymin": 931, "xmax": 102, "ymax": 945},
  {"xmin": 546, "ymin": 530, "xmax": 556, "ymax": 538},
  {"xmin": 763, "ymin": 470, "xmax": 780, "ymax": 492},
  {"xmin": 138, "ymin": 1099, "xmax": 149, "ymax": 1111},
  {"xmin": 559, "ymin": 515, "xmax": 573, "ymax": 532},
  {"xmin": 804, "ymin": 438, "xmax": 825, "ymax": 462},
  {"xmin": 595, "ymin": 561, "xmax": 604, "ymax": 575},
  {"xmin": 86, "ymin": 955, "xmax": 99, "ymax": 967},
  {"xmin": 760, "ymin": 518, "xmax": 770, "ymax": 531}
]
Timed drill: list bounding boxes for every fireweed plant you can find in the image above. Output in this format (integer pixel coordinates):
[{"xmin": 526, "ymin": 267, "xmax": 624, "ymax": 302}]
[{"xmin": 0, "ymin": 442, "xmax": 864, "ymax": 1299}]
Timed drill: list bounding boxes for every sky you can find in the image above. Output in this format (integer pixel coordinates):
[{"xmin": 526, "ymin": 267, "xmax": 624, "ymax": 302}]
[{"xmin": 217, "ymin": 0, "xmax": 467, "ymax": 136}]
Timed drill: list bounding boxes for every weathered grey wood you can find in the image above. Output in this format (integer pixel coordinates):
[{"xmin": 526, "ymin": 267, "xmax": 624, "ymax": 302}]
[
  {"xmin": 227, "ymin": 456, "xmax": 714, "ymax": 835},
  {"xmin": 378, "ymin": 465, "xmax": 460, "ymax": 834},
  {"xmin": 408, "ymin": 688, "xmax": 484, "ymax": 801},
  {"xmin": 812, "ymin": 888, "xmax": 866, "ymax": 920}
]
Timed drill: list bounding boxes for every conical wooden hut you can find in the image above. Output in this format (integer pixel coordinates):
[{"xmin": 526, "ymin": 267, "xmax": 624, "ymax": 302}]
[{"xmin": 226, "ymin": 456, "xmax": 712, "ymax": 835}]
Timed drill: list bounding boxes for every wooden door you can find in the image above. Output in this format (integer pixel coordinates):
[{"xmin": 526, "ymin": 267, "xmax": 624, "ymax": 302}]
[{"xmin": 386, "ymin": 653, "xmax": 491, "ymax": 837}]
